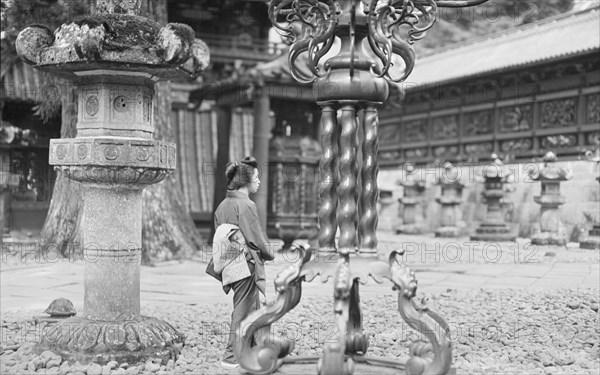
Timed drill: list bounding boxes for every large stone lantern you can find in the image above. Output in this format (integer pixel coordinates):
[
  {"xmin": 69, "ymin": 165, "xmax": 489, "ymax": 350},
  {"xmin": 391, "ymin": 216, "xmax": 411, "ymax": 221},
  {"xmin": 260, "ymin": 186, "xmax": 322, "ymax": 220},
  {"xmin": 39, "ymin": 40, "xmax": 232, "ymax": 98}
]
[
  {"xmin": 529, "ymin": 151, "xmax": 572, "ymax": 246},
  {"xmin": 15, "ymin": 0, "xmax": 209, "ymax": 364},
  {"xmin": 232, "ymin": 1, "xmax": 490, "ymax": 375}
]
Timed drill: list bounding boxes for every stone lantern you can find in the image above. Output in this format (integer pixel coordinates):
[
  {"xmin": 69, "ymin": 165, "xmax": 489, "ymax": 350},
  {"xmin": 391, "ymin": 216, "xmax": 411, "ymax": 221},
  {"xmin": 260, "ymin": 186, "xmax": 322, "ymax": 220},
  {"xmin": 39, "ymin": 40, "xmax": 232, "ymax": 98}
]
[
  {"xmin": 435, "ymin": 163, "xmax": 465, "ymax": 237},
  {"xmin": 396, "ymin": 164, "xmax": 426, "ymax": 234},
  {"xmin": 529, "ymin": 151, "xmax": 572, "ymax": 246},
  {"xmin": 471, "ymin": 155, "xmax": 518, "ymax": 241},
  {"xmin": 15, "ymin": 0, "xmax": 209, "ymax": 364},
  {"xmin": 580, "ymin": 149, "xmax": 600, "ymax": 250}
]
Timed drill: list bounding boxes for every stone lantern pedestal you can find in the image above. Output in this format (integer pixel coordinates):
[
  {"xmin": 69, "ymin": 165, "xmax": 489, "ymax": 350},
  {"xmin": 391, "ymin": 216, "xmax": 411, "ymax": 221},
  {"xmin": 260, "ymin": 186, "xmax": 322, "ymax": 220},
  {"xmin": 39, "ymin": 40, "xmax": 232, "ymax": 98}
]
[
  {"xmin": 471, "ymin": 156, "xmax": 518, "ymax": 241},
  {"xmin": 530, "ymin": 152, "xmax": 572, "ymax": 246},
  {"xmin": 395, "ymin": 165, "xmax": 426, "ymax": 234},
  {"xmin": 435, "ymin": 163, "xmax": 465, "ymax": 238},
  {"xmin": 580, "ymin": 176, "xmax": 600, "ymax": 250},
  {"xmin": 16, "ymin": 0, "xmax": 209, "ymax": 364}
]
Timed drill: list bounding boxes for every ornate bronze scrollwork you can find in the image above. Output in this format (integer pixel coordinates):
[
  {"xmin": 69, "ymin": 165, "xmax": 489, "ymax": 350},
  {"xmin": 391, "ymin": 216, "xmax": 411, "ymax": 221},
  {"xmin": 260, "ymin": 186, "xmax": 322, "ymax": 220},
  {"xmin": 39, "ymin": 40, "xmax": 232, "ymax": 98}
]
[
  {"xmin": 387, "ymin": 250, "xmax": 452, "ymax": 375},
  {"xmin": 318, "ymin": 259, "xmax": 354, "ymax": 375},
  {"xmin": 234, "ymin": 243, "xmax": 312, "ymax": 375}
]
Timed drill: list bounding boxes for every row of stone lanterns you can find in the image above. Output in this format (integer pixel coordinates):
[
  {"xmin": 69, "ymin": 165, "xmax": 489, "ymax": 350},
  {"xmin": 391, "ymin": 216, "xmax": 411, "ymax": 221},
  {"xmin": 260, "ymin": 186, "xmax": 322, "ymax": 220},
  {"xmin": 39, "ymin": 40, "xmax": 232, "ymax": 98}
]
[
  {"xmin": 395, "ymin": 152, "xmax": 599, "ymax": 249},
  {"xmin": 396, "ymin": 156, "xmax": 516, "ymax": 241}
]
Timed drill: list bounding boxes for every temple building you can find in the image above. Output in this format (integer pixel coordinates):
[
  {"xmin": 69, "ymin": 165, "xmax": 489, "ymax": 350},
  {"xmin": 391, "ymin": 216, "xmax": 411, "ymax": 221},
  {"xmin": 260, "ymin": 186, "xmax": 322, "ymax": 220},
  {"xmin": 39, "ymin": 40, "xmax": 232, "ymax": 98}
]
[{"xmin": 377, "ymin": 5, "xmax": 600, "ymax": 237}]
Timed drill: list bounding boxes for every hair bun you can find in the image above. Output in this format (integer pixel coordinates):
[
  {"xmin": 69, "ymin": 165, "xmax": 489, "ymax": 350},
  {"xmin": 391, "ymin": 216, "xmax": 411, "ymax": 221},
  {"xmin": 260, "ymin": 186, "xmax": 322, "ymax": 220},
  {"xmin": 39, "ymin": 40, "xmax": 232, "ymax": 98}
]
[{"xmin": 240, "ymin": 156, "xmax": 258, "ymax": 169}]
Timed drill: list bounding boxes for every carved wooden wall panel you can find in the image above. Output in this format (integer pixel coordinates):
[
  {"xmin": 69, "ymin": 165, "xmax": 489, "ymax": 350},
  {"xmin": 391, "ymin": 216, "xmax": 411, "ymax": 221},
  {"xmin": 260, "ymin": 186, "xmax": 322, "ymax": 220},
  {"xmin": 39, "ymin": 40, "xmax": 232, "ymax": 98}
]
[
  {"xmin": 498, "ymin": 104, "xmax": 532, "ymax": 132},
  {"xmin": 587, "ymin": 93, "xmax": 600, "ymax": 124},
  {"xmin": 500, "ymin": 138, "xmax": 533, "ymax": 153},
  {"xmin": 431, "ymin": 115, "xmax": 458, "ymax": 139},
  {"xmin": 403, "ymin": 119, "xmax": 428, "ymax": 142},
  {"xmin": 462, "ymin": 110, "xmax": 493, "ymax": 136},
  {"xmin": 540, "ymin": 134, "xmax": 577, "ymax": 149},
  {"xmin": 379, "ymin": 124, "xmax": 402, "ymax": 146},
  {"xmin": 541, "ymin": 98, "xmax": 577, "ymax": 128}
]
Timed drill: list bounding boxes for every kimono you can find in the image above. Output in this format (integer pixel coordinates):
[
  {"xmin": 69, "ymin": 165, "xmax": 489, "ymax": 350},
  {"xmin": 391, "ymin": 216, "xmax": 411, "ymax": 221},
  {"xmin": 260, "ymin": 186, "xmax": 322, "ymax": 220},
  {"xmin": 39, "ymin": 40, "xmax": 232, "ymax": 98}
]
[{"xmin": 213, "ymin": 189, "xmax": 274, "ymax": 362}]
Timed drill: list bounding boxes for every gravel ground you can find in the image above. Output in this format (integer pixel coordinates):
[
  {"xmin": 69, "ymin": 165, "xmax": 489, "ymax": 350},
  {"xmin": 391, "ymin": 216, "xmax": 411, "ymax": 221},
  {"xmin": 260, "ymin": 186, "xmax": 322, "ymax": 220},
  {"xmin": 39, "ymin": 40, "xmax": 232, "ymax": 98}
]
[{"xmin": 1, "ymin": 288, "xmax": 598, "ymax": 375}]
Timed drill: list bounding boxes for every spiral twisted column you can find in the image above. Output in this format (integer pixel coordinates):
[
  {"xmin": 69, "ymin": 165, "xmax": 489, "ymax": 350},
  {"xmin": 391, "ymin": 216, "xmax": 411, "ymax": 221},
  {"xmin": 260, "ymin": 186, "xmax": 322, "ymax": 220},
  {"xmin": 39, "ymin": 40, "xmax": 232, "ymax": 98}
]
[
  {"xmin": 318, "ymin": 105, "xmax": 339, "ymax": 252},
  {"xmin": 337, "ymin": 105, "xmax": 359, "ymax": 255},
  {"xmin": 358, "ymin": 104, "xmax": 379, "ymax": 253}
]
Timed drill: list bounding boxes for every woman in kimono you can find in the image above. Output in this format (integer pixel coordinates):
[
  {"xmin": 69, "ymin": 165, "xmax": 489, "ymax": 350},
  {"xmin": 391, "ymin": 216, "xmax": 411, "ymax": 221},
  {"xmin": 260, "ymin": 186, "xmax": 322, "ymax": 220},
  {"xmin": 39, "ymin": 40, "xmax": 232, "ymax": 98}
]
[{"xmin": 214, "ymin": 156, "xmax": 274, "ymax": 369}]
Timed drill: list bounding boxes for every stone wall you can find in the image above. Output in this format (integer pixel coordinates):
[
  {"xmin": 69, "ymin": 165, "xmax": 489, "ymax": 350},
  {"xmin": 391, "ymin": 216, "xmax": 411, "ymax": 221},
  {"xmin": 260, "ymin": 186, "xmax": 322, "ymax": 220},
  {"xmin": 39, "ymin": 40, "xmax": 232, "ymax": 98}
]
[{"xmin": 377, "ymin": 160, "xmax": 600, "ymax": 241}]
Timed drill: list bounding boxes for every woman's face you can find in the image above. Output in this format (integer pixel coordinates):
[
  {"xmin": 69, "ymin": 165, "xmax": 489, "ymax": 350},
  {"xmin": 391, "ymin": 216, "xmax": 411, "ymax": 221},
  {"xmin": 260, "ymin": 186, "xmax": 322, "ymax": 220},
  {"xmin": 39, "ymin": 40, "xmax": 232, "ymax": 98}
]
[{"xmin": 248, "ymin": 168, "xmax": 260, "ymax": 194}]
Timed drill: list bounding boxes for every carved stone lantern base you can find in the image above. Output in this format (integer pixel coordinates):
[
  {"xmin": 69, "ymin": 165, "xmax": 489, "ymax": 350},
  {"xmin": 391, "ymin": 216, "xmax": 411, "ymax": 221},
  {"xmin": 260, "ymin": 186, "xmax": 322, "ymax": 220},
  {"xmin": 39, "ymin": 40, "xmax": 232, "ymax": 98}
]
[
  {"xmin": 531, "ymin": 226, "xmax": 569, "ymax": 246},
  {"xmin": 35, "ymin": 316, "xmax": 184, "ymax": 365},
  {"xmin": 580, "ymin": 225, "xmax": 600, "ymax": 250},
  {"xmin": 396, "ymin": 223, "xmax": 425, "ymax": 235},
  {"xmin": 470, "ymin": 223, "xmax": 519, "ymax": 242},
  {"xmin": 435, "ymin": 226, "xmax": 460, "ymax": 238}
]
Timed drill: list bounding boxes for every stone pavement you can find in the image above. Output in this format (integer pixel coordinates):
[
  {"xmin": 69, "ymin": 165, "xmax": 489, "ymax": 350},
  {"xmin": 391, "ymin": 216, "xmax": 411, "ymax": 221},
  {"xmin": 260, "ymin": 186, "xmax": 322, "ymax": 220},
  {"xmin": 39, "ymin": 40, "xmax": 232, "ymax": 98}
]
[{"xmin": 1, "ymin": 233, "xmax": 599, "ymax": 316}]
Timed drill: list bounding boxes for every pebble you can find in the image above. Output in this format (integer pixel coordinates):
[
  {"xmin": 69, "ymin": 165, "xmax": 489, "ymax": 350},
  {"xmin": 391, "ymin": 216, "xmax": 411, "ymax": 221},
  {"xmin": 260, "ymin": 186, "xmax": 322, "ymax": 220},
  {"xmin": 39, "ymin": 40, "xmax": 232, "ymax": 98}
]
[
  {"xmin": 145, "ymin": 362, "xmax": 160, "ymax": 372},
  {"xmin": 58, "ymin": 362, "xmax": 70, "ymax": 375},
  {"xmin": 87, "ymin": 363, "xmax": 103, "ymax": 375},
  {"xmin": 107, "ymin": 361, "xmax": 119, "ymax": 370}
]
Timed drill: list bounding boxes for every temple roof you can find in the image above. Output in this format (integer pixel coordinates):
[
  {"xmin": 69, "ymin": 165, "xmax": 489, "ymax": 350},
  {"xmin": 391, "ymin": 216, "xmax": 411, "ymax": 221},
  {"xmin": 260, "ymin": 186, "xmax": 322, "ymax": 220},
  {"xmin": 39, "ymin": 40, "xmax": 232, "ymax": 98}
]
[
  {"xmin": 404, "ymin": 5, "xmax": 600, "ymax": 88},
  {"xmin": 255, "ymin": 5, "xmax": 600, "ymax": 92},
  {"xmin": 254, "ymin": 52, "xmax": 309, "ymax": 82}
]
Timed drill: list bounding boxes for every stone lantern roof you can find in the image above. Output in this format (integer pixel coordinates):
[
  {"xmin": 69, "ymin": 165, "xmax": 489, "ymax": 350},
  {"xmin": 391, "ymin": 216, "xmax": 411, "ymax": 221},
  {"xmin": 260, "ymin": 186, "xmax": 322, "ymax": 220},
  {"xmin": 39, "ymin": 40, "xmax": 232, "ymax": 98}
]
[
  {"xmin": 396, "ymin": 164, "xmax": 425, "ymax": 189},
  {"xmin": 529, "ymin": 152, "xmax": 574, "ymax": 182},
  {"xmin": 15, "ymin": 0, "xmax": 209, "ymax": 80},
  {"xmin": 437, "ymin": 162, "xmax": 465, "ymax": 187}
]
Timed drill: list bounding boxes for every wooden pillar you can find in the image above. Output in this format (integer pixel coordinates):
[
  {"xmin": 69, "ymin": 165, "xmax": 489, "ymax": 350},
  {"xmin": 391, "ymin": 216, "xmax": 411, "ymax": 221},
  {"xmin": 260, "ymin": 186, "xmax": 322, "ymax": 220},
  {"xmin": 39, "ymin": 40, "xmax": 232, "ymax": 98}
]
[
  {"xmin": 211, "ymin": 105, "xmax": 232, "ymax": 239},
  {"xmin": 253, "ymin": 88, "xmax": 271, "ymax": 230}
]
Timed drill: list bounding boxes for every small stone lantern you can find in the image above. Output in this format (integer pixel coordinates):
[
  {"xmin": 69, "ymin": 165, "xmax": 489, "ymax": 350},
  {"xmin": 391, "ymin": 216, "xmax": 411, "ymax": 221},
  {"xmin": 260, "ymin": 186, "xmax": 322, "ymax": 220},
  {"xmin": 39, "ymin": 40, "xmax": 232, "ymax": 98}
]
[
  {"xmin": 435, "ymin": 162, "xmax": 465, "ymax": 237},
  {"xmin": 16, "ymin": 0, "xmax": 209, "ymax": 364},
  {"xmin": 471, "ymin": 155, "xmax": 518, "ymax": 241},
  {"xmin": 580, "ymin": 149, "xmax": 600, "ymax": 250},
  {"xmin": 396, "ymin": 164, "xmax": 426, "ymax": 234},
  {"xmin": 529, "ymin": 151, "xmax": 572, "ymax": 246}
]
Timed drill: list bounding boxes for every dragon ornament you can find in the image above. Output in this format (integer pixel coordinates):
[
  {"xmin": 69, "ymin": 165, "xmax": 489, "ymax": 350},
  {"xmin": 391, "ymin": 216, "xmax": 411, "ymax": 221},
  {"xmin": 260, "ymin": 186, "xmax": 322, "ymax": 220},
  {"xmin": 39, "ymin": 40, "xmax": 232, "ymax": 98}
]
[
  {"xmin": 234, "ymin": 243, "xmax": 312, "ymax": 375},
  {"xmin": 387, "ymin": 250, "xmax": 452, "ymax": 375}
]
